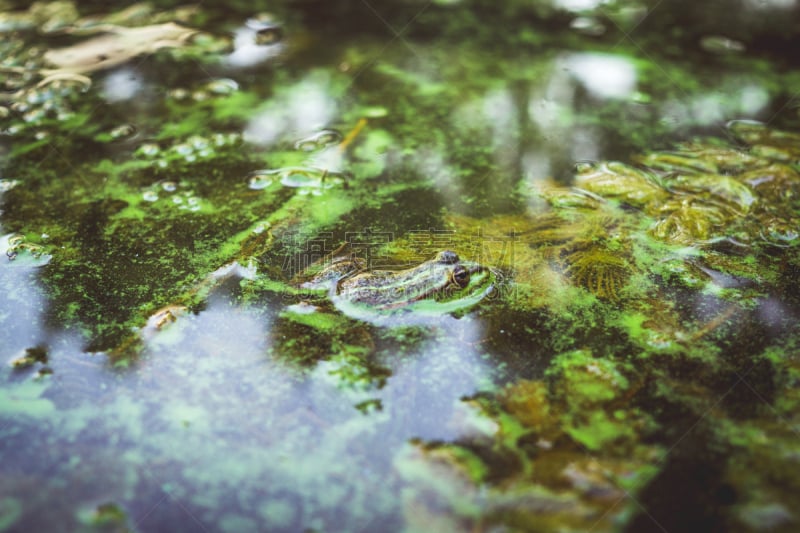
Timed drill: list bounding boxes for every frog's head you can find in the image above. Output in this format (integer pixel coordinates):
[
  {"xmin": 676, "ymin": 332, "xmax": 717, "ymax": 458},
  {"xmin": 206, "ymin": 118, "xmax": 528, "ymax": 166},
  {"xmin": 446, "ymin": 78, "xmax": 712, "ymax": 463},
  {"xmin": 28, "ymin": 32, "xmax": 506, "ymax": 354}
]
[{"xmin": 426, "ymin": 250, "xmax": 486, "ymax": 300}]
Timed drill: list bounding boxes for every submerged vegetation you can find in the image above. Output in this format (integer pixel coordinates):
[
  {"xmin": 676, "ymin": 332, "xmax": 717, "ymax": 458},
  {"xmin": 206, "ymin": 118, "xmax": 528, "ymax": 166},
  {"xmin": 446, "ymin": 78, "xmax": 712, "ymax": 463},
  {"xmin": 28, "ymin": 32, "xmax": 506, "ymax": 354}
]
[{"xmin": 1, "ymin": 0, "xmax": 800, "ymax": 532}]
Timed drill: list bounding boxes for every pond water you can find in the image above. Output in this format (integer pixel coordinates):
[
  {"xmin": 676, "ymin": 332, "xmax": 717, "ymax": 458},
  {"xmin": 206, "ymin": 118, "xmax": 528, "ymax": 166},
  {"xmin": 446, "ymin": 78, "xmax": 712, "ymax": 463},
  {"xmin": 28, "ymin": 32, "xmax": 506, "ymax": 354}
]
[{"xmin": 1, "ymin": 1, "xmax": 800, "ymax": 532}]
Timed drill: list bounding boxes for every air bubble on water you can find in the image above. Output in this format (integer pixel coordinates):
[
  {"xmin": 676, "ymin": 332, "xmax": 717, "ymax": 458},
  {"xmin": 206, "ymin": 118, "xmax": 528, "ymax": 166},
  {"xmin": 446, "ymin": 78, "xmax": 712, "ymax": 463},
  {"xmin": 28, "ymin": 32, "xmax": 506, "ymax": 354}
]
[
  {"xmin": 315, "ymin": 130, "xmax": 343, "ymax": 146},
  {"xmin": 109, "ymin": 123, "xmax": 137, "ymax": 140},
  {"xmin": 362, "ymin": 106, "xmax": 388, "ymax": 118},
  {"xmin": 187, "ymin": 197, "xmax": 201, "ymax": 211},
  {"xmin": 279, "ymin": 167, "xmax": 318, "ymax": 187},
  {"xmin": 34, "ymin": 131, "xmax": 49, "ymax": 140},
  {"xmin": 249, "ymin": 167, "xmax": 344, "ymax": 190},
  {"xmin": 253, "ymin": 222, "xmax": 270, "ymax": 234},
  {"xmin": 189, "ymin": 136, "xmax": 209, "ymax": 150},
  {"xmin": 570, "ymin": 17, "xmax": 606, "ymax": 36},
  {"xmin": 156, "ymin": 159, "xmax": 168, "ymax": 169},
  {"xmin": 247, "ymin": 169, "xmax": 277, "ymax": 190},
  {"xmin": 23, "ymin": 109, "xmax": 45, "ymax": 123},
  {"xmin": 25, "ymin": 90, "xmax": 46, "ymax": 105},
  {"xmin": 174, "ymin": 143, "xmax": 192, "ymax": 156},
  {"xmin": 298, "ymin": 188, "xmax": 311, "ymax": 196},
  {"xmin": 700, "ymin": 35, "xmax": 745, "ymax": 55},
  {"xmin": 60, "ymin": 76, "xmax": 91, "ymax": 94},
  {"xmin": 184, "ymin": 154, "xmax": 197, "ymax": 163},
  {"xmin": 192, "ymin": 90, "xmax": 210, "ymax": 102},
  {"xmin": 161, "ymin": 181, "xmax": 177, "ymax": 192},
  {"xmin": 172, "ymin": 196, "xmax": 184, "ymax": 205},
  {"xmin": 295, "ymin": 139, "xmax": 318, "ymax": 152},
  {"xmin": 205, "ymin": 78, "xmax": 239, "ymax": 95},
  {"xmin": 168, "ymin": 88, "xmax": 190, "ymax": 101},
  {"xmin": 137, "ymin": 143, "xmax": 161, "ymax": 157},
  {"xmin": 198, "ymin": 148, "xmax": 213, "ymax": 158},
  {"xmin": 143, "ymin": 190, "xmax": 159, "ymax": 202},
  {"xmin": 294, "ymin": 129, "xmax": 343, "ymax": 151},
  {"xmin": 574, "ymin": 161, "xmax": 598, "ymax": 174}
]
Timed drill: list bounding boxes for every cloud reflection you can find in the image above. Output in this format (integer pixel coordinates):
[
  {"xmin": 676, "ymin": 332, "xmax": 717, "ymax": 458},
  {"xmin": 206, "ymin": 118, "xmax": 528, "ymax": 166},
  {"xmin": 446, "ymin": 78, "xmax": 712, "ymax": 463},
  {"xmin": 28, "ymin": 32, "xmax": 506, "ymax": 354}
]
[
  {"xmin": 226, "ymin": 26, "xmax": 284, "ymax": 68},
  {"xmin": 101, "ymin": 68, "xmax": 143, "ymax": 103},
  {"xmin": 565, "ymin": 53, "xmax": 637, "ymax": 100},
  {"xmin": 554, "ymin": 0, "xmax": 606, "ymax": 12},
  {"xmin": 244, "ymin": 73, "xmax": 337, "ymax": 147}
]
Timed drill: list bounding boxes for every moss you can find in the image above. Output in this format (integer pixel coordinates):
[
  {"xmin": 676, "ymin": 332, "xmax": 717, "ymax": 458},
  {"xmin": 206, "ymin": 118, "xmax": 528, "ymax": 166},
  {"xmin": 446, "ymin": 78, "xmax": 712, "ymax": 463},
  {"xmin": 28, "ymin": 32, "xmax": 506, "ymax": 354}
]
[
  {"xmin": 546, "ymin": 349, "xmax": 630, "ymax": 406},
  {"xmin": 2, "ymin": 2, "xmax": 800, "ymax": 532}
]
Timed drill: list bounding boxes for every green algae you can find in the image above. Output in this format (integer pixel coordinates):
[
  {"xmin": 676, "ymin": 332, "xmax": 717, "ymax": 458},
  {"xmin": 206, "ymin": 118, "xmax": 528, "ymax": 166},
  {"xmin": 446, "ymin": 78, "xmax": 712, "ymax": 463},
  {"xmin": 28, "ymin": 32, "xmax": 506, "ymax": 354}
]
[
  {"xmin": 0, "ymin": 498, "xmax": 22, "ymax": 532},
  {"xmin": 1, "ymin": 1, "xmax": 800, "ymax": 532}
]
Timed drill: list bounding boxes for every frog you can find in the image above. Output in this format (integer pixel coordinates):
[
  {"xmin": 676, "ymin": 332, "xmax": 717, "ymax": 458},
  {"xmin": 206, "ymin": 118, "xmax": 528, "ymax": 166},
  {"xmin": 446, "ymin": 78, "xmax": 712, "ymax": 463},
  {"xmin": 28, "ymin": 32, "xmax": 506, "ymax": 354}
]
[{"xmin": 301, "ymin": 250, "xmax": 495, "ymax": 324}]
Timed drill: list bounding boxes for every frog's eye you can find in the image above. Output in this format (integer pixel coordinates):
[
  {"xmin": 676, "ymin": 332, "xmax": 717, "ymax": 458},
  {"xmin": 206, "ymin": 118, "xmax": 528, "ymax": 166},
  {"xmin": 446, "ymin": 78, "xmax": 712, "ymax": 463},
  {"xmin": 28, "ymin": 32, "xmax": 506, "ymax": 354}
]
[{"xmin": 451, "ymin": 266, "xmax": 470, "ymax": 287}]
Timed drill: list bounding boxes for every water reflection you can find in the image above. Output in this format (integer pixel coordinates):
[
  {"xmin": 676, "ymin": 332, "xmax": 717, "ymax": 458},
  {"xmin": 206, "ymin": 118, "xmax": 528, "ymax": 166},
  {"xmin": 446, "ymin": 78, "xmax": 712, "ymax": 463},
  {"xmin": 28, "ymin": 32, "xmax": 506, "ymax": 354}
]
[
  {"xmin": 243, "ymin": 73, "xmax": 338, "ymax": 147},
  {"xmin": 0, "ymin": 253, "xmax": 49, "ymax": 367},
  {"xmin": 554, "ymin": 0, "xmax": 605, "ymax": 11},
  {"xmin": 226, "ymin": 16, "xmax": 285, "ymax": 68},
  {"xmin": 1, "ymin": 270, "xmax": 495, "ymax": 531},
  {"xmin": 101, "ymin": 67, "xmax": 144, "ymax": 102},
  {"xmin": 1, "ymin": 1, "xmax": 798, "ymax": 530},
  {"xmin": 565, "ymin": 53, "xmax": 637, "ymax": 100},
  {"xmin": 380, "ymin": 315, "xmax": 492, "ymax": 441}
]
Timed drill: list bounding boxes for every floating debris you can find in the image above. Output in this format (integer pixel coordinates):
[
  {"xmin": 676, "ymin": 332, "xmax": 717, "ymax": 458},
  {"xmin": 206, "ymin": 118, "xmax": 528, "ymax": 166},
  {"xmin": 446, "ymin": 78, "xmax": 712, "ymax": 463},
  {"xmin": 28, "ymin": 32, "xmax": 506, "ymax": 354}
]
[{"xmin": 0, "ymin": 233, "xmax": 52, "ymax": 266}]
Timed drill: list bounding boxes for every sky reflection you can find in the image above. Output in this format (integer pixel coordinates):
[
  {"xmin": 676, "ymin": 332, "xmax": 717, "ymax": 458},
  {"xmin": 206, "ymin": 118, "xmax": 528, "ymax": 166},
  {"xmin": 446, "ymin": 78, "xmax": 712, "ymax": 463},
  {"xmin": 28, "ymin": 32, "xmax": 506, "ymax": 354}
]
[{"xmin": 244, "ymin": 73, "xmax": 338, "ymax": 147}]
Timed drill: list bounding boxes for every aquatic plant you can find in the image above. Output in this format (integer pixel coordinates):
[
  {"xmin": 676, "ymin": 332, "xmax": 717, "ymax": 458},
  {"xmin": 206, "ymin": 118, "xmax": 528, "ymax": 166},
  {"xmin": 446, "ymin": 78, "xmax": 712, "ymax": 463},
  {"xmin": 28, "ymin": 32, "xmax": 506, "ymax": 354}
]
[{"xmin": 560, "ymin": 242, "xmax": 633, "ymax": 301}]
